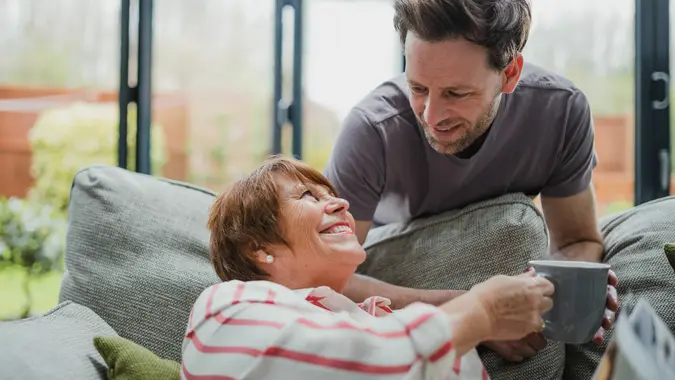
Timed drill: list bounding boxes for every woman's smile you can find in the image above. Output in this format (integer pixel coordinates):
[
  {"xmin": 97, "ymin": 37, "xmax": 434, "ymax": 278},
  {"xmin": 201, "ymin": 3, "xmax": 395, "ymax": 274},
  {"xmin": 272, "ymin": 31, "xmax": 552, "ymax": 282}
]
[{"xmin": 319, "ymin": 222, "xmax": 354, "ymax": 235}]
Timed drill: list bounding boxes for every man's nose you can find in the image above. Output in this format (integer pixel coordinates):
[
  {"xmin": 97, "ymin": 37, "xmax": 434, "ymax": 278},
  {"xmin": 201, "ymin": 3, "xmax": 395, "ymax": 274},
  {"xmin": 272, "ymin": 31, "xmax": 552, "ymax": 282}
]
[
  {"xmin": 325, "ymin": 197, "xmax": 349, "ymax": 214},
  {"xmin": 423, "ymin": 97, "xmax": 446, "ymax": 126}
]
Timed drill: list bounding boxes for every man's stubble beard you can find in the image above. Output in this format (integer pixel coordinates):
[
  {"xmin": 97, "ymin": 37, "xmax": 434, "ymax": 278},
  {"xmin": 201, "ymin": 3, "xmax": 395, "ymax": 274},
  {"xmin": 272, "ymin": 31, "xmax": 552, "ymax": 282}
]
[{"xmin": 418, "ymin": 93, "xmax": 502, "ymax": 156}]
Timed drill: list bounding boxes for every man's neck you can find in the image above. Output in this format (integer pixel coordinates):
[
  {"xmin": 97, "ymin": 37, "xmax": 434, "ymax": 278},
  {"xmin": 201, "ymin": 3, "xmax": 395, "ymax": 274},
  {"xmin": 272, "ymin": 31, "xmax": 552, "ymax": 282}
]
[
  {"xmin": 454, "ymin": 93, "xmax": 502, "ymax": 159},
  {"xmin": 454, "ymin": 126, "xmax": 491, "ymax": 159}
]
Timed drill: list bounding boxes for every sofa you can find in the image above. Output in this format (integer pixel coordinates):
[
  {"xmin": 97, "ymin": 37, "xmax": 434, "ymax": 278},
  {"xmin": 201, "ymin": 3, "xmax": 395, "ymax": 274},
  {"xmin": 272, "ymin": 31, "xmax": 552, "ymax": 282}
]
[{"xmin": 0, "ymin": 165, "xmax": 674, "ymax": 380}]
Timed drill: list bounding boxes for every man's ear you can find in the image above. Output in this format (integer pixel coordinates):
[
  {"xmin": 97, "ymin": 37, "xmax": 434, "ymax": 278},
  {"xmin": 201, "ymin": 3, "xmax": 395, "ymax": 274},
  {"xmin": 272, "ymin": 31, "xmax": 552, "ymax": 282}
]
[{"xmin": 501, "ymin": 53, "xmax": 523, "ymax": 94}]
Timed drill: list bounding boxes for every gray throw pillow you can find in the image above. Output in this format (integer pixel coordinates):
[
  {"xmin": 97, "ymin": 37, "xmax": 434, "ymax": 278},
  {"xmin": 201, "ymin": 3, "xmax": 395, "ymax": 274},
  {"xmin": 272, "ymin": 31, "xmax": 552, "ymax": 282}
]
[
  {"xmin": 0, "ymin": 301, "xmax": 116, "ymax": 380},
  {"xmin": 564, "ymin": 195, "xmax": 675, "ymax": 380},
  {"xmin": 59, "ymin": 165, "xmax": 221, "ymax": 362},
  {"xmin": 359, "ymin": 193, "xmax": 562, "ymax": 380}
]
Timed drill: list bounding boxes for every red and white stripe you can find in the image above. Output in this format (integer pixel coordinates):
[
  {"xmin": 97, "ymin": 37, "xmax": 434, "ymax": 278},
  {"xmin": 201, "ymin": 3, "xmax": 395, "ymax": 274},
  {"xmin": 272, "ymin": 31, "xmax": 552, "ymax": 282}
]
[{"xmin": 181, "ymin": 280, "xmax": 490, "ymax": 380}]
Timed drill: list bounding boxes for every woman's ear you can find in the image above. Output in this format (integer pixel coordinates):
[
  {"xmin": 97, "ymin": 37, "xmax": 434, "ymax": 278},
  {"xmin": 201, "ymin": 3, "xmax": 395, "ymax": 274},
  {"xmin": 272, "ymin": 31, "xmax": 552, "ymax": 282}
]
[{"xmin": 252, "ymin": 249, "xmax": 269, "ymax": 264}]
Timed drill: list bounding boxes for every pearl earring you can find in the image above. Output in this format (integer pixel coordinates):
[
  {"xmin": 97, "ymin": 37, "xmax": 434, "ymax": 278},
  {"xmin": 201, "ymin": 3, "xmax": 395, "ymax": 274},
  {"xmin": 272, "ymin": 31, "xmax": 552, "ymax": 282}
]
[{"xmin": 265, "ymin": 255, "xmax": 274, "ymax": 264}]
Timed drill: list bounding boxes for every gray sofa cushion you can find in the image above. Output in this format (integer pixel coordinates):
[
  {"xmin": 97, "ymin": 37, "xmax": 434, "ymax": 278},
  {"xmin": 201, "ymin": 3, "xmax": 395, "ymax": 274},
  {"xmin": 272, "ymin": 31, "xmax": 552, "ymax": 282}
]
[
  {"xmin": 564, "ymin": 196, "xmax": 675, "ymax": 379},
  {"xmin": 358, "ymin": 193, "xmax": 561, "ymax": 380},
  {"xmin": 0, "ymin": 301, "xmax": 116, "ymax": 380},
  {"xmin": 59, "ymin": 165, "xmax": 221, "ymax": 362}
]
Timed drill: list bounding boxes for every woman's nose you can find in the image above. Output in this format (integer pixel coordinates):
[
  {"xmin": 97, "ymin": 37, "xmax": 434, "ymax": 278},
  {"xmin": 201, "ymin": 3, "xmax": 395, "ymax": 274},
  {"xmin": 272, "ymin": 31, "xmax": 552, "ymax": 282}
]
[{"xmin": 325, "ymin": 197, "xmax": 349, "ymax": 214}]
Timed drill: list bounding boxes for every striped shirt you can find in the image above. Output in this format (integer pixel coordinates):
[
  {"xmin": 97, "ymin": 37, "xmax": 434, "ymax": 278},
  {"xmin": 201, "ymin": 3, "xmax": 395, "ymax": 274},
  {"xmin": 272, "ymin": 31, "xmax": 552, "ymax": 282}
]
[{"xmin": 181, "ymin": 280, "xmax": 490, "ymax": 380}]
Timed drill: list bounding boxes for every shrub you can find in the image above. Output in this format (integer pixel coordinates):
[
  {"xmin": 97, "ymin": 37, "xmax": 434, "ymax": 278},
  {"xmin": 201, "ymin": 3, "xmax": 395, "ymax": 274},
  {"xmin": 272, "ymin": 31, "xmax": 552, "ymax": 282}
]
[
  {"xmin": 603, "ymin": 200, "xmax": 634, "ymax": 216},
  {"xmin": 304, "ymin": 143, "xmax": 334, "ymax": 172},
  {"xmin": 28, "ymin": 102, "xmax": 167, "ymax": 214},
  {"xmin": 0, "ymin": 197, "xmax": 67, "ymax": 318}
]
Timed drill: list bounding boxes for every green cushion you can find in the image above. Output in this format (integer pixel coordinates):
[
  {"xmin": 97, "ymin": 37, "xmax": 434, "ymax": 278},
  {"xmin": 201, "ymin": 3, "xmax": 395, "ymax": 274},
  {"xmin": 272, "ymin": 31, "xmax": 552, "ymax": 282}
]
[
  {"xmin": 93, "ymin": 336, "xmax": 180, "ymax": 380},
  {"xmin": 665, "ymin": 243, "xmax": 675, "ymax": 271}
]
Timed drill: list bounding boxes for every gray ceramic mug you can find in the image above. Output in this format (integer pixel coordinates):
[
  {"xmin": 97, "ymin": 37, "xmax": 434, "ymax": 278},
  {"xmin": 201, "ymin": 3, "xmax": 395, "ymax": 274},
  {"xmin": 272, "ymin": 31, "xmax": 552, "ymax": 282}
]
[{"xmin": 528, "ymin": 260, "xmax": 610, "ymax": 344}]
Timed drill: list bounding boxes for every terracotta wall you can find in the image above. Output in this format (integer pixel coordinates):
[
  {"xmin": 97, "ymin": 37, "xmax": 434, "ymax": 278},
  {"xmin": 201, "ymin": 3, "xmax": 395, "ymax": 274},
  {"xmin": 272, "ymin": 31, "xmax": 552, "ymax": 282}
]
[
  {"xmin": 0, "ymin": 86, "xmax": 188, "ymax": 198},
  {"xmin": 594, "ymin": 115, "xmax": 634, "ymax": 174},
  {"xmin": 591, "ymin": 115, "xmax": 675, "ymax": 213},
  {"xmin": 592, "ymin": 115, "xmax": 634, "ymax": 209}
]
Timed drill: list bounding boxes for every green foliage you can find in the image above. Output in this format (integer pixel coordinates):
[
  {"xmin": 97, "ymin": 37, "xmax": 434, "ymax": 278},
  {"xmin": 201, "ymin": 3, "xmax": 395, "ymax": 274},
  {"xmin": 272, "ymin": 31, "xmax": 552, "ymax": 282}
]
[
  {"xmin": 27, "ymin": 102, "xmax": 167, "ymax": 214},
  {"xmin": 603, "ymin": 200, "xmax": 634, "ymax": 216},
  {"xmin": 304, "ymin": 143, "xmax": 334, "ymax": 172},
  {"xmin": 0, "ymin": 197, "xmax": 65, "ymax": 273},
  {"xmin": 5, "ymin": 39, "xmax": 71, "ymax": 86},
  {"xmin": 0, "ymin": 197, "xmax": 67, "ymax": 319},
  {"xmin": 564, "ymin": 69, "xmax": 634, "ymax": 117}
]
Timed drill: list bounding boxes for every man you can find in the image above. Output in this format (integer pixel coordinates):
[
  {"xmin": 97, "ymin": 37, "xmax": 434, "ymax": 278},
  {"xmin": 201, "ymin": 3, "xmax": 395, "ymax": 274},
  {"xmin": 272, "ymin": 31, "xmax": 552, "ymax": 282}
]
[{"xmin": 323, "ymin": 0, "xmax": 619, "ymax": 363}]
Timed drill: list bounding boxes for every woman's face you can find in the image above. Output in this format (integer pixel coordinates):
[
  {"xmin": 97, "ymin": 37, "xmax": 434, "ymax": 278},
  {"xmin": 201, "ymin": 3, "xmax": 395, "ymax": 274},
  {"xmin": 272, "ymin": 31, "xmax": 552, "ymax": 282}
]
[{"xmin": 263, "ymin": 174, "xmax": 365, "ymax": 291}]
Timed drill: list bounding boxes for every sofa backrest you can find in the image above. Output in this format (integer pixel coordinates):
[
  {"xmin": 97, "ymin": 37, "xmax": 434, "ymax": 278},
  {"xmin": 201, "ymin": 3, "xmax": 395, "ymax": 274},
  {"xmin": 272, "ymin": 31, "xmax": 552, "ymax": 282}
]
[{"xmin": 59, "ymin": 165, "xmax": 221, "ymax": 362}]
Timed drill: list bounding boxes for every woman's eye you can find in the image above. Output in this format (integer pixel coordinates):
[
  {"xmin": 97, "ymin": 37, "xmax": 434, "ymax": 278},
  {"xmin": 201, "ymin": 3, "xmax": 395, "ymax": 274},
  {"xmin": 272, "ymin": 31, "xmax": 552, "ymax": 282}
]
[{"xmin": 301, "ymin": 190, "xmax": 317, "ymax": 200}]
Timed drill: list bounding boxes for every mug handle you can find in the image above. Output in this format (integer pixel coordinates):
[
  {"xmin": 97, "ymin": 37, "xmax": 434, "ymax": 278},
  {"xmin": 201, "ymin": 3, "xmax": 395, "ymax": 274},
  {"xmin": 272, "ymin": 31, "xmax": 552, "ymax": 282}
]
[
  {"xmin": 526, "ymin": 267, "xmax": 556, "ymax": 293},
  {"xmin": 535, "ymin": 272, "xmax": 557, "ymax": 292},
  {"xmin": 535, "ymin": 272, "xmax": 556, "ymax": 323}
]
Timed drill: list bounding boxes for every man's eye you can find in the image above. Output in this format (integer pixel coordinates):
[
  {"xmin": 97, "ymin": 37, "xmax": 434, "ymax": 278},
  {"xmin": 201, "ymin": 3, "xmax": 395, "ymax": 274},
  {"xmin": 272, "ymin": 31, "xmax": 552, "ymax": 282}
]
[
  {"xmin": 450, "ymin": 92, "xmax": 469, "ymax": 98},
  {"xmin": 410, "ymin": 86, "xmax": 427, "ymax": 94}
]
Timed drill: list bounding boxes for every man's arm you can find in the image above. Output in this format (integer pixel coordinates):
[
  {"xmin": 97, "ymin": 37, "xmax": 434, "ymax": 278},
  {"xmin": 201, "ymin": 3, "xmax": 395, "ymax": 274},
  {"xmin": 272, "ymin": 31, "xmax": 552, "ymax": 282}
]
[
  {"xmin": 344, "ymin": 274, "xmax": 463, "ymax": 310},
  {"xmin": 540, "ymin": 89, "xmax": 603, "ymax": 262},
  {"xmin": 541, "ymin": 186, "xmax": 604, "ymax": 262},
  {"xmin": 540, "ymin": 185, "xmax": 618, "ymax": 345},
  {"xmin": 324, "ymin": 107, "xmax": 461, "ymax": 309},
  {"xmin": 342, "ymin": 220, "xmax": 462, "ymax": 309},
  {"xmin": 483, "ymin": 189, "xmax": 607, "ymax": 362}
]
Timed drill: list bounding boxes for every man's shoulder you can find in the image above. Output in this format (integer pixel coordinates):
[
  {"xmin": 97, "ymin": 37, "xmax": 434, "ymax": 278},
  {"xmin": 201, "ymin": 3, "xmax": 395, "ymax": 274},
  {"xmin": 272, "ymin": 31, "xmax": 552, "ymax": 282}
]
[
  {"xmin": 350, "ymin": 73, "xmax": 415, "ymax": 126},
  {"xmin": 515, "ymin": 62, "xmax": 583, "ymax": 98},
  {"xmin": 501, "ymin": 62, "xmax": 589, "ymax": 125}
]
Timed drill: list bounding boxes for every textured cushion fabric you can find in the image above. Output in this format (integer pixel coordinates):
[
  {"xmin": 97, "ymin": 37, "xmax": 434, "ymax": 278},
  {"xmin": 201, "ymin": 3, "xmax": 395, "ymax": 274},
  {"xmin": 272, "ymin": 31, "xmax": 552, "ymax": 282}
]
[
  {"xmin": 94, "ymin": 336, "xmax": 180, "ymax": 380},
  {"xmin": 358, "ymin": 193, "xmax": 562, "ymax": 380},
  {"xmin": 564, "ymin": 196, "xmax": 675, "ymax": 380},
  {"xmin": 59, "ymin": 165, "xmax": 221, "ymax": 362},
  {"xmin": 0, "ymin": 301, "xmax": 116, "ymax": 380}
]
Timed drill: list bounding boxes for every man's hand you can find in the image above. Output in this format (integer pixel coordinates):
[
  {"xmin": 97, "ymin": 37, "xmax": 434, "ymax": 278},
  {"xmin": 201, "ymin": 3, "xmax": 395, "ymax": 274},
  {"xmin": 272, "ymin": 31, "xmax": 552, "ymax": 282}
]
[
  {"xmin": 482, "ymin": 333, "xmax": 547, "ymax": 362},
  {"xmin": 593, "ymin": 269, "xmax": 619, "ymax": 344}
]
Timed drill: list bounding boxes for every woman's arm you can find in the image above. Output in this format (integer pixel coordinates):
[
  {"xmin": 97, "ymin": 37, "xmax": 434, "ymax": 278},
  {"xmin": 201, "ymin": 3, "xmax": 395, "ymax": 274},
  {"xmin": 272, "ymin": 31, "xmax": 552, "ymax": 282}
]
[{"xmin": 181, "ymin": 280, "xmax": 489, "ymax": 380}]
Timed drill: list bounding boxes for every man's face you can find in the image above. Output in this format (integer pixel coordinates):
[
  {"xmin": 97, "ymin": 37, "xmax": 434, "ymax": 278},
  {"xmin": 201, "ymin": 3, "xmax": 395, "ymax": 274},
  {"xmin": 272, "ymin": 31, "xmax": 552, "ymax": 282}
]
[{"xmin": 404, "ymin": 34, "xmax": 518, "ymax": 155}]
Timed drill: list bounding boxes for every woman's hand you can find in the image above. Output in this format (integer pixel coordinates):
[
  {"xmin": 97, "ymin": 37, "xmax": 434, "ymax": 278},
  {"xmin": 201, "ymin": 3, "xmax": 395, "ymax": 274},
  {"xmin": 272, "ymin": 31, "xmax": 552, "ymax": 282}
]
[
  {"xmin": 471, "ymin": 273, "xmax": 554, "ymax": 341},
  {"xmin": 437, "ymin": 272, "xmax": 554, "ymax": 356}
]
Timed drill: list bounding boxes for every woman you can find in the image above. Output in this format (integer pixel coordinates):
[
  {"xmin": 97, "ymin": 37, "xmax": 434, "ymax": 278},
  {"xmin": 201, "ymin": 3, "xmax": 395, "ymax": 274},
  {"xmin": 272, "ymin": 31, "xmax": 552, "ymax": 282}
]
[{"xmin": 181, "ymin": 157, "xmax": 554, "ymax": 380}]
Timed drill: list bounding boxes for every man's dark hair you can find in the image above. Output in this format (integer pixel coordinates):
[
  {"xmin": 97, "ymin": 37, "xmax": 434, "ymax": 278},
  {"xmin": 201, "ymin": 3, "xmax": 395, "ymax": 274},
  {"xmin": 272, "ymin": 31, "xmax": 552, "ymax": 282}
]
[{"xmin": 393, "ymin": 0, "xmax": 532, "ymax": 70}]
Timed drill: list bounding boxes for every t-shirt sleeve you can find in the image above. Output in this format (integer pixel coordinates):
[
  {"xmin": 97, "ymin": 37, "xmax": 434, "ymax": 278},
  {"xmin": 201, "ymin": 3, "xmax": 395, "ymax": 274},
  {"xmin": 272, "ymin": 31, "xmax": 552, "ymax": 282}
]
[
  {"xmin": 323, "ymin": 107, "xmax": 386, "ymax": 221},
  {"xmin": 541, "ymin": 89, "xmax": 598, "ymax": 197}
]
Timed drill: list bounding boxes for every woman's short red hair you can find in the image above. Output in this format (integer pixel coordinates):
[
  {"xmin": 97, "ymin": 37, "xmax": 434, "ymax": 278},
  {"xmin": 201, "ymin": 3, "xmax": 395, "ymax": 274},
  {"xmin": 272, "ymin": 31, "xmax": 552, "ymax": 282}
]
[{"xmin": 208, "ymin": 156, "xmax": 338, "ymax": 281}]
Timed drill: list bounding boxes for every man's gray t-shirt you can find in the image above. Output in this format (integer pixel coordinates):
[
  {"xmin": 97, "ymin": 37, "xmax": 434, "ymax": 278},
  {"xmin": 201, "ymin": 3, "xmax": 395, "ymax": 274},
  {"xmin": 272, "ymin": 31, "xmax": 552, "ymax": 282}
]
[{"xmin": 323, "ymin": 63, "xmax": 597, "ymax": 226}]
